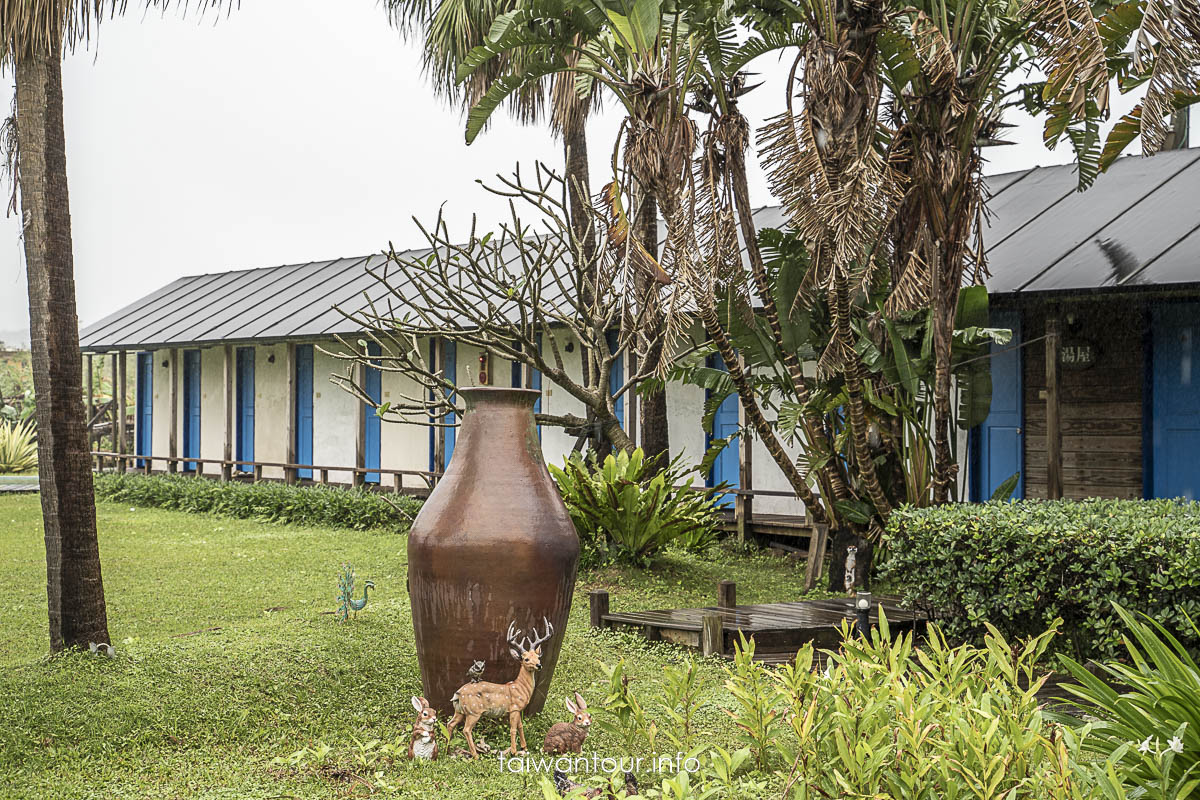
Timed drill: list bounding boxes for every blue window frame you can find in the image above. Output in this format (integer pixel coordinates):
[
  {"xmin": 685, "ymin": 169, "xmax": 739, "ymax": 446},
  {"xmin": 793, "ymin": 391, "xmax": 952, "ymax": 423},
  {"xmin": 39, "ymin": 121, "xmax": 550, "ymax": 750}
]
[
  {"xmin": 1151, "ymin": 303, "xmax": 1200, "ymax": 501},
  {"xmin": 294, "ymin": 344, "xmax": 314, "ymax": 479},
  {"xmin": 364, "ymin": 342, "xmax": 382, "ymax": 483},
  {"xmin": 970, "ymin": 310, "xmax": 1024, "ymax": 501},
  {"xmin": 135, "ymin": 352, "xmax": 153, "ymax": 468},
  {"xmin": 182, "ymin": 350, "xmax": 201, "ymax": 472},
  {"xmin": 235, "ymin": 347, "xmax": 255, "ymax": 471},
  {"xmin": 606, "ymin": 330, "xmax": 624, "ymax": 427},
  {"xmin": 705, "ymin": 354, "xmax": 739, "ymax": 509}
]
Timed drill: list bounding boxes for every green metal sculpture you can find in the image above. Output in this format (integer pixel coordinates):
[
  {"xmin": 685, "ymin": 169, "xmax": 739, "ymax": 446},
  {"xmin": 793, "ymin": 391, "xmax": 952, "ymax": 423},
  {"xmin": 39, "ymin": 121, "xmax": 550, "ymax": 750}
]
[{"xmin": 336, "ymin": 563, "xmax": 375, "ymax": 622}]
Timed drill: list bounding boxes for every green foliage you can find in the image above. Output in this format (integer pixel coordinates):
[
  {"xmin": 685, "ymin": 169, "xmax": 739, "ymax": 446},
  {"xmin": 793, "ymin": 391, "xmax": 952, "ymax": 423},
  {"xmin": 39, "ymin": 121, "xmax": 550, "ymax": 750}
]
[
  {"xmin": 0, "ymin": 420, "xmax": 37, "ymax": 473},
  {"xmin": 721, "ymin": 634, "xmax": 782, "ymax": 770},
  {"xmin": 549, "ymin": 448, "xmax": 724, "ymax": 565},
  {"xmin": 720, "ymin": 616, "xmax": 1097, "ymax": 800},
  {"xmin": 1059, "ymin": 605, "xmax": 1200, "ymax": 799},
  {"xmin": 883, "ymin": 499, "xmax": 1200, "ymax": 661},
  {"xmin": 93, "ymin": 472, "xmax": 422, "ymax": 532},
  {"xmin": 595, "ymin": 657, "xmax": 659, "ymax": 753}
]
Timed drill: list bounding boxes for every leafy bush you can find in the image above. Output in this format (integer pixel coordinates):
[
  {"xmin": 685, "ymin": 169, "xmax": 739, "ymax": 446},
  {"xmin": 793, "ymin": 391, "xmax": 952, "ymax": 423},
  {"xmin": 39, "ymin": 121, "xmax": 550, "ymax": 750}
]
[
  {"xmin": 549, "ymin": 448, "xmax": 724, "ymax": 565},
  {"xmin": 93, "ymin": 472, "xmax": 422, "ymax": 531},
  {"xmin": 882, "ymin": 499, "xmax": 1200, "ymax": 661},
  {"xmin": 722, "ymin": 617, "xmax": 1092, "ymax": 799},
  {"xmin": 0, "ymin": 420, "xmax": 37, "ymax": 473},
  {"xmin": 1060, "ymin": 605, "xmax": 1200, "ymax": 799}
]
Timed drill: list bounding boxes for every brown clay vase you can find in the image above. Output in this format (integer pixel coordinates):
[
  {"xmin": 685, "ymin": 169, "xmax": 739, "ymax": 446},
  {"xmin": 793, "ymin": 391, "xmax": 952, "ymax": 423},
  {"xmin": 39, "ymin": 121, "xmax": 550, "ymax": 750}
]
[{"xmin": 407, "ymin": 386, "xmax": 579, "ymax": 715}]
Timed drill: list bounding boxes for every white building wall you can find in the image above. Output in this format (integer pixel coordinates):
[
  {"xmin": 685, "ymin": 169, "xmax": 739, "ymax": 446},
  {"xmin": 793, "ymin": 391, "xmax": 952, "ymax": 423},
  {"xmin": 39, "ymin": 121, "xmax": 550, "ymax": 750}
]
[
  {"xmin": 537, "ymin": 331, "xmax": 588, "ymax": 469},
  {"xmin": 254, "ymin": 342, "xmax": 289, "ymax": 480},
  {"xmin": 380, "ymin": 336, "xmax": 434, "ymax": 479},
  {"xmin": 199, "ymin": 346, "xmax": 226, "ymax": 471},
  {"xmin": 149, "ymin": 348, "xmax": 171, "ymax": 463},
  {"xmin": 667, "ymin": 380, "xmax": 707, "ymax": 486},
  {"xmin": 313, "ymin": 343, "xmax": 357, "ymax": 483}
]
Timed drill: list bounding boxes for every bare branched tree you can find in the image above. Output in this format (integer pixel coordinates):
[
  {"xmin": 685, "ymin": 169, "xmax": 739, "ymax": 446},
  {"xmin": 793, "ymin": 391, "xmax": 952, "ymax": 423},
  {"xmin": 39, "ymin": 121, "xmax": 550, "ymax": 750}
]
[{"xmin": 326, "ymin": 163, "xmax": 693, "ymax": 455}]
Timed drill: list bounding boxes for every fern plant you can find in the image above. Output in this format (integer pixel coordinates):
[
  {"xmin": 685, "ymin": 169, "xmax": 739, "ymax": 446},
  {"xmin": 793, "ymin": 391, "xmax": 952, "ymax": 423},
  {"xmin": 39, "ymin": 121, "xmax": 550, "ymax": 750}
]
[
  {"xmin": 550, "ymin": 448, "xmax": 724, "ymax": 565},
  {"xmin": 0, "ymin": 420, "xmax": 37, "ymax": 473}
]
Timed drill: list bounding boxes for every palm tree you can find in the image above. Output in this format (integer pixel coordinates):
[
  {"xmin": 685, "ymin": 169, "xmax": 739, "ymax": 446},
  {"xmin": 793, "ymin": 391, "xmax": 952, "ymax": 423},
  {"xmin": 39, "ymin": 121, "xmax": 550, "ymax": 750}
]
[{"xmin": 2, "ymin": 1, "xmax": 114, "ymax": 651}]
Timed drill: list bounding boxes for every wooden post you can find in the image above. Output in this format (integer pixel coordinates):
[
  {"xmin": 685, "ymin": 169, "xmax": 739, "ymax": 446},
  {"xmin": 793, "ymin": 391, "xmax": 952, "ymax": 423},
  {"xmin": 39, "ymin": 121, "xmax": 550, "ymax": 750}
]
[
  {"xmin": 86, "ymin": 354, "xmax": 94, "ymax": 467},
  {"xmin": 354, "ymin": 361, "xmax": 366, "ymax": 488},
  {"xmin": 1046, "ymin": 317, "xmax": 1063, "ymax": 500},
  {"xmin": 253, "ymin": 464, "xmax": 263, "ymax": 483},
  {"xmin": 392, "ymin": 472, "xmax": 402, "ymax": 494},
  {"xmin": 107, "ymin": 353, "xmax": 117, "ymax": 471},
  {"xmin": 803, "ymin": 523, "xmax": 830, "ymax": 592},
  {"xmin": 116, "ymin": 351, "xmax": 127, "ymax": 473},
  {"xmin": 285, "ymin": 343, "xmax": 297, "ymax": 485},
  {"xmin": 736, "ymin": 357, "xmax": 753, "ymax": 544},
  {"xmin": 221, "ymin": 345, "xmax": 233, "ymax": 481},
  {"xmin": 718, "ymin": 580, "xmax": 736, "ymax": 609},
  {"xmin": 168, "ymin": 349, "xmax": 179, "ymax": 473},
  {"xmin": 320, "ymin": 468, "xmax": 329, "ymax": 485},
  {"xmin": 589, "ymin": 589, "xmax": 610, "ymax": 628},
  {"xmin": 701, "ymin": 612, "xmax": 723, "ymax": 657}
]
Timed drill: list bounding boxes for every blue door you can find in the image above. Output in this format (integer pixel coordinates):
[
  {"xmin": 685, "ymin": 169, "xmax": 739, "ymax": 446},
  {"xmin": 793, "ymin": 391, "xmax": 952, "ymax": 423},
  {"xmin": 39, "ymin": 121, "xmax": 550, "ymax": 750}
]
[
  {"xmin": 295, "ymin": 344, "xmax": 314, "ymax": 479},
  {"xmin": 706, "ymin": 356, "xmax": 739, "ymax": 508},
  {"xmin": 182, "ymin": 349, "xmax": 201, "ymax": 472},
  {"xmin": 429, "ymin": 339, "xmax": 457, "ymax": 471},
  {"xmin": 510, "ymin": 337, "xmax": 542, "ymax": 439},
  {"xmin": 235, "ymin": 347, "xmax": 255, "ymax": 471},
  {"xmin": 972, "ymin": 310, "xmax": 1023, "ymax": 501},
  {"xmin": 607, "ymin": 331, "xmax": 624, "ymax": 427},
  {"xmin": 364, "ymin": 342, "xmax": 381, "ymax": 483},
  {"xmin": 1152, "ymin": 303, "xmax": 1200, "ymax": 500},
  {"xmin": 136, "ymin": 352, "xmax": 153, "ymax": 468}
]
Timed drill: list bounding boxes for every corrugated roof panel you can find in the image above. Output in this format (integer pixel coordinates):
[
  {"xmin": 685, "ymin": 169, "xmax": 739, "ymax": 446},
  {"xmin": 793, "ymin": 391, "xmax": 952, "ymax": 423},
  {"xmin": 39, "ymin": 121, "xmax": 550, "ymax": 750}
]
[
  {"xmin": 1011, "ymin": 149, "xmax": 1200, "ymax": 292},
  {"xmin": 1023, "ymin": 154, "xmax": 1200, "ymax": 292},
  {"xmin": 179, "ymin": 261, "xmax": 324, "ymax": 344},
  {"xmin": 91, "ymin": 270, "xmax": 249, "ymax": 348},
  {"xmin": 151, "ymin": 263, "xmax": 304, "ymax": 346},
  {"xmin": 79, "ymin": 275, "xmax": 202, "ymax": 348},
  {"xmin": 240, "ymin": 256, "xmax": 376, "ymax": 340},
  {"xmin": 1133, "ymin": 224, "xmax": 1200, "ymax": 285}
]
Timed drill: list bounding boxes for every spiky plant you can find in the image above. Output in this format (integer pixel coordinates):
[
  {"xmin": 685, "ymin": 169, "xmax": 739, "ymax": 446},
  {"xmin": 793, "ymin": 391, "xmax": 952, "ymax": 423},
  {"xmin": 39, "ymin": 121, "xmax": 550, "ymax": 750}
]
[{"xmin": 0, "ymin": 419, "xmax": 37, "ymax": 473}]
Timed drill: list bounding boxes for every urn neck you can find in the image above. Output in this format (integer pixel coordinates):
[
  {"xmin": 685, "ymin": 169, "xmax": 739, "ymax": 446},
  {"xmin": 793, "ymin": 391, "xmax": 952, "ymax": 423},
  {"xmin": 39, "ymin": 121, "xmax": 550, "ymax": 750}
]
[{"xmin": 449, "ymin": 387, "xmax": 543, "ymax": 473}]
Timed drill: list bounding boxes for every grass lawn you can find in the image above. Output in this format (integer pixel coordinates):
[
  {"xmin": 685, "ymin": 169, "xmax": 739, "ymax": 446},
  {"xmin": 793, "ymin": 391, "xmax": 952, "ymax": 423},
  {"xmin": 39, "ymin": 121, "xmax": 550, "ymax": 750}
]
[{"xmin": 0, "ymin": 494, "xmax": 819, "ymax": 799}]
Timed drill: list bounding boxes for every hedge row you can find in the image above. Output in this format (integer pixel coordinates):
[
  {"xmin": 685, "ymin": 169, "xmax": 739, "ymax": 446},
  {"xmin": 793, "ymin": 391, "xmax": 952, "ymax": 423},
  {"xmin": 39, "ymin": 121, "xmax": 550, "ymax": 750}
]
[
  {"xmin": 882, "ymin": 498, "xmax": 1200, "ymax": 661},
  {"xmin": 93, "ymin": 472, "xmax": 422, "ymax": 532}
]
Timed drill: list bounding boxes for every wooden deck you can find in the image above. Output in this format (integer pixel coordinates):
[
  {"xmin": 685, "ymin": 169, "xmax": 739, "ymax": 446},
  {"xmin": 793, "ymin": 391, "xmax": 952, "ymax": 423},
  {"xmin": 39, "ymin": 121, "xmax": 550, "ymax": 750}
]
[{"xmin": 590, "ymin": 586, "xmax": 926, "ymax": 659}]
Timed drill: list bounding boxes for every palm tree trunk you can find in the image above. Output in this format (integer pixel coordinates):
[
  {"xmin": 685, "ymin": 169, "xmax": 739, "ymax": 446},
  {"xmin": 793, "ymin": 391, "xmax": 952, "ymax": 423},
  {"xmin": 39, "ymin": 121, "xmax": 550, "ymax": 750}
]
[
  {"xmin": 16, "ymin": 40, "xmax": 110, "ymax": 653},
  {"xmin": 635, "ymin": 193, "xmax": 670, "ymax": 472}
]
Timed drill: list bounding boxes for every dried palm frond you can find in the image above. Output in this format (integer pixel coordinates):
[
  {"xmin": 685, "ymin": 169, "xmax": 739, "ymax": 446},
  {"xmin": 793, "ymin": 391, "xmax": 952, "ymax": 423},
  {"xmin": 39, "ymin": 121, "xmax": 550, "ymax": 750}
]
[
  {"xmin": 1024, "ymin": 0, "xmax": 1111, "ymax": 117},
  {"xmin": 1133, "ymin": 0, "xmax": 1200, "ymax": 153}
]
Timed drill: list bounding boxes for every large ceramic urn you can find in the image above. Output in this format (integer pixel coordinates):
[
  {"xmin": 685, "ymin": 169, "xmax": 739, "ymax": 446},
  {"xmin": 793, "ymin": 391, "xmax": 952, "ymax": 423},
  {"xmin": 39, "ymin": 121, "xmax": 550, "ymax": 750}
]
[{"xmin": 407, "ymin": 386, "xmax": 579, "ymax": 715}]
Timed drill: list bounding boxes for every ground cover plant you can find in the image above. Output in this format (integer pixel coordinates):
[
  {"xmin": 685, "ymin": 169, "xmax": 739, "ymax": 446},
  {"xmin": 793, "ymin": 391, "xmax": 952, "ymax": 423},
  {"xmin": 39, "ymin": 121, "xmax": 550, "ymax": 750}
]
[
  {"xmin": 93, "ymin": 472, "xmax": 422, "ymax": 532},
  {"xmin": 883, "ymin": 499, "xmax": 1200, "ymax": 661},
  {"xmin": 0, "ymin": 494, "xmax": 814, "ymax": 799}
]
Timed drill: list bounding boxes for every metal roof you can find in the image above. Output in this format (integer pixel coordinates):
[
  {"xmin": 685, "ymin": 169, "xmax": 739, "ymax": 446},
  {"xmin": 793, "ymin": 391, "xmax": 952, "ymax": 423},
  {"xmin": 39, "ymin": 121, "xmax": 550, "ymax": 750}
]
[{"xmin": 81, "ymin": 148, "xmax": 1200, "ymax": 352}]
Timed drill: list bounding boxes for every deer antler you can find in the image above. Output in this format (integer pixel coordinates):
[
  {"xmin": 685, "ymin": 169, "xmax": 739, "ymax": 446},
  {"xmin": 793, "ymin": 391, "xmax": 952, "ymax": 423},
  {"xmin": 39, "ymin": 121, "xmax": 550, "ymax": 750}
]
[
  {"xmin": 528, "ymin": 617, "xmax": 554, "ymax": 650},
  {"xmin": 506, "ymin": 621, "xmax": 522, "ymax": 650}
]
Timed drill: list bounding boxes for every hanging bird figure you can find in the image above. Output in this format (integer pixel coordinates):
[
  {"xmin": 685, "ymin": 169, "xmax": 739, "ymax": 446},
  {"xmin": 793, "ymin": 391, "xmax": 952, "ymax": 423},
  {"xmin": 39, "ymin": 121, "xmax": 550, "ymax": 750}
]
[{"xmin": 336, "ymin": 563, "xmax": 375, "ymax": 622}]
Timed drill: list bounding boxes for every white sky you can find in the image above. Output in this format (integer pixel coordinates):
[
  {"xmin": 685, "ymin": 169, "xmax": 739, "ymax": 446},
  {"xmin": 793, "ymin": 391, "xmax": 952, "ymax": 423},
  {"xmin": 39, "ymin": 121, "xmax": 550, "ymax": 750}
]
[{"xmin": 0, "ymin": 0, "xmax": 1170, "ymax": 347}]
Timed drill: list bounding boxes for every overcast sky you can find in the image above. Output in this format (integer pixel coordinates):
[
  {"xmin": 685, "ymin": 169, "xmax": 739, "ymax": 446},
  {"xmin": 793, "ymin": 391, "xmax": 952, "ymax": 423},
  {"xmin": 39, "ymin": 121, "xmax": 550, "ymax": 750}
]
[{"xmin": 0, "ymin": 0, "xmax": 1170, "ymax": 347}]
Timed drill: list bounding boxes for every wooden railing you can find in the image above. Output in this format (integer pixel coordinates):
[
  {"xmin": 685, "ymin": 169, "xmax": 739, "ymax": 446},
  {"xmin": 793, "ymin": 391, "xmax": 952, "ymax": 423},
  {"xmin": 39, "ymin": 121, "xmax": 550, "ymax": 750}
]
[{"xmin": 90, "ymin": 450, "xmax": 441, "ymax": 495}]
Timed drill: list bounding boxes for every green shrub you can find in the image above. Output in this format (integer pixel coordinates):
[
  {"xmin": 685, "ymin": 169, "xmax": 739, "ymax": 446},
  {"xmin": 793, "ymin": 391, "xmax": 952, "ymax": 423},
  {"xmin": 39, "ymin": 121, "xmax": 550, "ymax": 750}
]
[
  {"xmin": 0, "ymin": 420, "xmax": 37, "ymax": 473},
  {"xmin": 549, "ymin": 448, "xmax": 724, "ymax": 565},
  {"xmin": 1059, "ymin": 604, "xmax": 1200, "ymax": 799},
  {"xmin": 882, "ymin": 499, "xmax": 1200, "ymax": 661},
  {"xmin": 93, "ymin": 472, "xmax": 422, "ymax": 531},
  {"xmin": 722, "ymin": 617, "xmax": 1092, "ymax": 799}
]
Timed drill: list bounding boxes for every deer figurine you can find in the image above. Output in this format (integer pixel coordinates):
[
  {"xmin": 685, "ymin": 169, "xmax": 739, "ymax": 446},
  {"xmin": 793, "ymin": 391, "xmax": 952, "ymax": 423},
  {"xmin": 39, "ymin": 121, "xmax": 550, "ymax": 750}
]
[{"xmin": 446, "ymin": 617, "xmax": 555, "ymax": 759}]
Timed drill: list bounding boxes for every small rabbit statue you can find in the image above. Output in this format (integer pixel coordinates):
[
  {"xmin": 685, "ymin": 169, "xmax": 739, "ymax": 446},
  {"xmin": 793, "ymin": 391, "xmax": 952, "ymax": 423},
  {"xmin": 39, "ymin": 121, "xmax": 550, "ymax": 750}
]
[
  {"xmin": 542, "ymin": 693, "xmax": 591, "ymax": 754},
  {"xmin": 408, "ymin": 696, "xmax": 439, "ymax": 761}
]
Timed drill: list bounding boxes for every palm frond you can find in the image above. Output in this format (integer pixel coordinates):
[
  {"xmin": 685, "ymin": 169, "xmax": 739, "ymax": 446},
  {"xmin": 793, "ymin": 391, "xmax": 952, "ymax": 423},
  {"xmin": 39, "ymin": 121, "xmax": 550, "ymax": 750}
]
[{"xmin": 1024, "ymin": 0, "xmax": 1111, "ymax": 117}]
